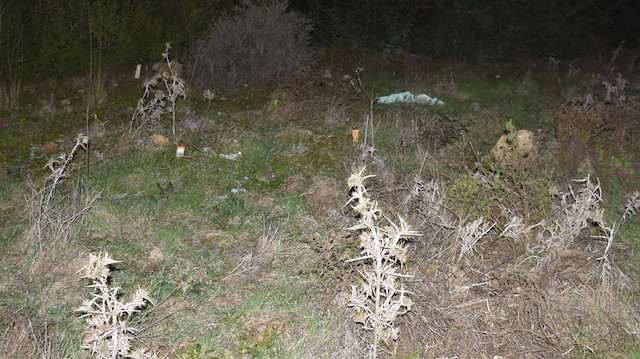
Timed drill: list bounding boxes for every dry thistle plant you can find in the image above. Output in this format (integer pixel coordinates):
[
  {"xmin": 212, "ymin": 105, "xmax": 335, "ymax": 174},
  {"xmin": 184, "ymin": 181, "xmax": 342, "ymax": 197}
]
[
  {"xmin": 533, "ymin": 176, "xmax": 607, "ymax": 252},
  {"xmin": 129, "ymin": 42, "xmax": 186, "ymax": 135},
  {"xmin": 622, "ymin": 191, "xmax": 640, "ymax": 221},
  {"xmin": 498, "ymin": 215, "xmax": 542, "ymax": 241},
  {"xmin": 25, "ymin": 133, "xmax": 101, "ymax": 250},
  {"xmin": 530, "ymin": 176, "xmax": 616, "ymax": 286},
  {"xmin": 400, "ymin": 175, "xmax": 456, "ymax": 231},
  {"xmin": 602, "ymin": 72, "xmax": 628, "ymax": 106},
  {"xmin": 76, "ymin": 252, "xmax": 159, "ymax": 359},
  {"xmin": 457, "ymin": 217, "xmax": 495, "ymax": 260},
  {"xmin": 345, "ymin": 167, "xmax": 418, "ymax": 358}
]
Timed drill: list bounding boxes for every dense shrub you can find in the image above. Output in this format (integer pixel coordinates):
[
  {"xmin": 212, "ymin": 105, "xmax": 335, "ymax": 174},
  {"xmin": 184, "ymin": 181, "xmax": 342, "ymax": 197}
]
[
  {"xmin": 291, "ymin": 0, "xmax": 417, "ymax": 51},
  {"xmin": 21, "ymin": 0, "xmax": 226, "ymax": 77},
  {"xmin": 291, "ymin": 0, "xmax": 639, "ymax": 60},
  {"xmin": 186, "ymin": 0, "xmax": 315, "ymax": 92}
]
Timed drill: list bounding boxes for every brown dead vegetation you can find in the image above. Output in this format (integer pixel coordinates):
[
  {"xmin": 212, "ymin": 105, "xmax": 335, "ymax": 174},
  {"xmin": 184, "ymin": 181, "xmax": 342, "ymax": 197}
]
[
  {"xmin": 264, "ymin": 72, "xmax": 362, "ymax": 126},
  {"xmin": 367, "ymin": 169, "xmax": 640, "ymax": 358}
]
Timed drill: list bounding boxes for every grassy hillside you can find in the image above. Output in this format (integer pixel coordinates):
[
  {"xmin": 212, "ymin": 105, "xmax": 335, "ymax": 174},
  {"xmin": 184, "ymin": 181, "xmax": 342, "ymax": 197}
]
[{"xmin": 1, "ymin": 49, "xmax": 639, "ymax": 358}]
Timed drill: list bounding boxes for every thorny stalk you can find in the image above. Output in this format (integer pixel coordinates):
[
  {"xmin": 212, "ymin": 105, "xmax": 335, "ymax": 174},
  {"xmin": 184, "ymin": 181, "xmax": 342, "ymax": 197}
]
[
  {"xmin": 27, "ymin": 134, "xmax": 101, "ymax": 250},
  {"xmin": 529, "ymin": 176, "xmax": 617, "ymax": 287},
  {"xmin": 345, "ymin": 167, "xmax": 418, "ymax": 358},
  {"xmin": 129, "ymin": 42, "xmax": 186, "ymax": 136},
  {"xmin": 76, "ymin": 252, "xmax": 159, "ymax": 359}
]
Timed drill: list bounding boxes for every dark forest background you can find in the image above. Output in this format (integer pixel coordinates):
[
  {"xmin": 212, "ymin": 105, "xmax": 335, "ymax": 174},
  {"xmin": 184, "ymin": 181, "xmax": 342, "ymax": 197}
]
[{"xmin": 2, "ymin": 0, "xmax": 640, "ymax": 78}]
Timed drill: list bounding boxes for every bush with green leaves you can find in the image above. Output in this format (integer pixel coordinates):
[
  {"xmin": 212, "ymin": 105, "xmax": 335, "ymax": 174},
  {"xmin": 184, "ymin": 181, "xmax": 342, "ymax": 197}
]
[
  {"xmin": 187, "ymin": 0, "xmax": 315, "ymax": 92},
  {"xmin": 445, "ymin": 172, "xmax": 492, "ymax": 221}
]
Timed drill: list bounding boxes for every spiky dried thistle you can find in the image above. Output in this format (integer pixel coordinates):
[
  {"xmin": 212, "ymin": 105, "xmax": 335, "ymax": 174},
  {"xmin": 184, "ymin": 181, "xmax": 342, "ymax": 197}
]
[
  {"xmin": 76, "ymin": 252, "xmax": 155, "ymax": 359},
  {"xmin": 345, "ymin": 167, "xmax": 419, "ymax": 358},
  {"xmin": 25, "ymin": 134, "xmax": 100, "ymax": 250},
  {"xmin": 129, "ymin": 42, "xmax": 186, "ymax": 136}
]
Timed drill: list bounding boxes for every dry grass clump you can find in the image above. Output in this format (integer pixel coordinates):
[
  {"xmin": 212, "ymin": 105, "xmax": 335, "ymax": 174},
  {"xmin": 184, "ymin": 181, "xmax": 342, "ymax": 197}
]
[
  {"xmin": 555, "ymin": 73, "xmax": 640, "ymax": 171},
  {"xmin": 0, "ymin": 307, "xmax": 70, "ymax": 359},
  {"xmin": 221, "ymin": 224, "xmax": 282, "ymax": 282},
  {"xmin": 264, "ymin": 74, "xmax": 357, "ymax": 125},
  {"xmin": 187, "ymin": 0, "xmax": 315, "ymax": 92},
  {"xmin": 25, "ymin": 133, "xmax": 101, "ymax": 252},
  {"xmin": 345, "ymin": 167, "xmax": 419, "ymax": 358},
  {"xmin": 76, "ymin": 252, "xmax": 161, "ymax": 359}
]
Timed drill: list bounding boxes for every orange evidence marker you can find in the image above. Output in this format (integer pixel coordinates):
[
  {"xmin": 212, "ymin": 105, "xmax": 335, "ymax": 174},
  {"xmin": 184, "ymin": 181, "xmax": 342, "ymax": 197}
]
[{"xmin": 352, "ymin": 126, "xmax": 360, "ymax": 144}]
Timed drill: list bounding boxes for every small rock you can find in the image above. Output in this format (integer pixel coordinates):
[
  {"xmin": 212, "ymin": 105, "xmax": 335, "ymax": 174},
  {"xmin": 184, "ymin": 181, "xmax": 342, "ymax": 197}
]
[
  {"xmin": 148, "ymin": 247, "xmax": 165, "ymax": 268},
  {"xmin": 41, "ymin": 142, "xmax": 57, "ymax": 153},
  {"xmin": 151, "ymin": 134, "xmax": 169, "ymax": 146},
  {"xmin": 256, "ymin": 174, "xmax": 269, "ymax": 183},
  {"xmin": 219, "ymin": 151, "xmax": 242, "ymax": 160}
]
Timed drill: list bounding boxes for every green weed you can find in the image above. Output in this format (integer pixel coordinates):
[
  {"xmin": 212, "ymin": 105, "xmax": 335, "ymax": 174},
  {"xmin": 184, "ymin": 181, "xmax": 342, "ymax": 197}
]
[{"xmin": 446, "ymin": 172, "xmax": 491, "ymax": 220}]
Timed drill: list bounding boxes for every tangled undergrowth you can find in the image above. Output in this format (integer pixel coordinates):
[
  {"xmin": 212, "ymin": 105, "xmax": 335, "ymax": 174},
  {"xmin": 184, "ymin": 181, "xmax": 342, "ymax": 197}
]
[
  {"xmin": 356, "ymin": 112, "xmax": 639, "ymax": 356},
  {"xmin": 394, "ymin": 169, "xmax": 638, "ymax": 357}
]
